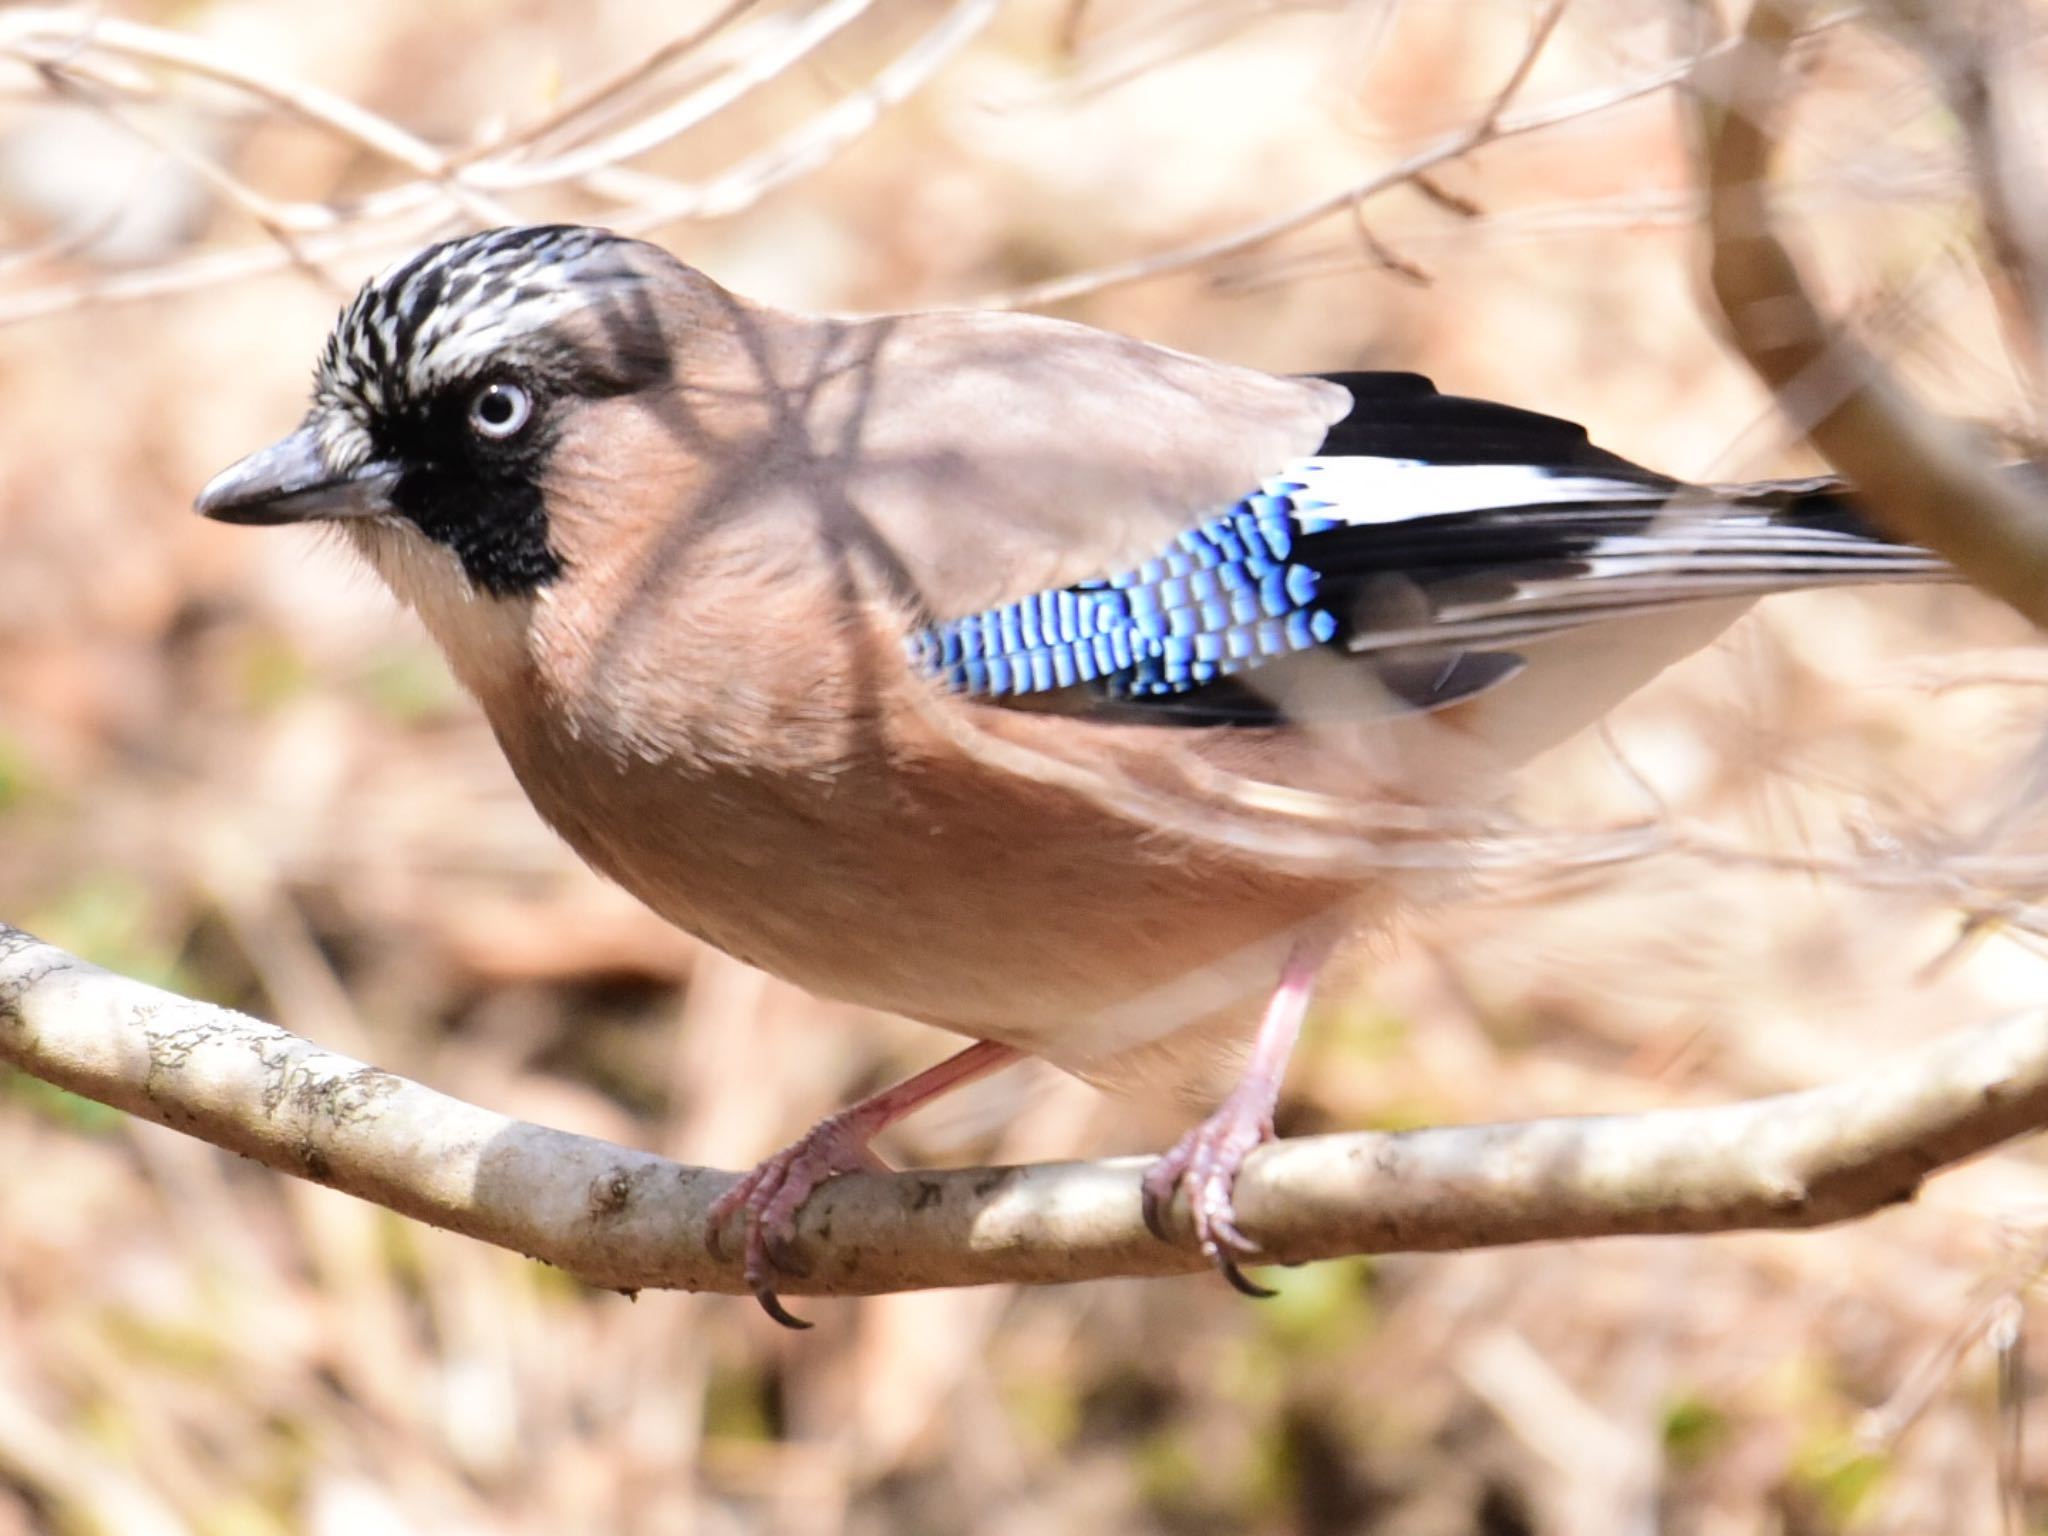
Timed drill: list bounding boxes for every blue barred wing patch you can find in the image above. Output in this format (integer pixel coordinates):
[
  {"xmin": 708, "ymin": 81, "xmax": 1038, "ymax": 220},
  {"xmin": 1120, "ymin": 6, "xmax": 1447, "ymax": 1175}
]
[{"xmin": 908, "ymin": 477, "xmax": 1347, "ymax": 701}]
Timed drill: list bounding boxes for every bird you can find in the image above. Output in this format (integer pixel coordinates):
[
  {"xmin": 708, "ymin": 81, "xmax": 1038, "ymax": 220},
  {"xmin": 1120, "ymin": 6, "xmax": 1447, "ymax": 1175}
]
[{"xmin": 196, "ymin": 223, "xmax": 1951, "ymax": 1323}]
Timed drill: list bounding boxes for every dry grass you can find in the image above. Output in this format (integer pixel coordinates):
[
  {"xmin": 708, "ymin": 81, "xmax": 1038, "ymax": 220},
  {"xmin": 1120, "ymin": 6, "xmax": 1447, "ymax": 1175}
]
[{"xmin": 3, "ymin": 0, "xmax": 2048, "ymax": 1530}]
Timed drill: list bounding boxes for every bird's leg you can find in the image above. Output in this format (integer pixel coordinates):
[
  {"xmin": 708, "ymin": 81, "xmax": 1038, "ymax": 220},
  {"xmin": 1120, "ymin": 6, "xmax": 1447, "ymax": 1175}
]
[
  {"xmin": 708, "ymin": 1038, "xmax": 1022, "ymax": 1327},
  {"xmin": 1140, "ymin": 932, "xmax": 1334, "ymax": 1296}
]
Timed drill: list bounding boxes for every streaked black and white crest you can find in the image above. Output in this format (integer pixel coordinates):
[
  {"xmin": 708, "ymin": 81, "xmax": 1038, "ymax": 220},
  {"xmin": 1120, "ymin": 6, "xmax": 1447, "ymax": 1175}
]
[
  {"xmin": 286, "ymin": 224, "xmax": 667, "ymax": 597},
  {"xmin": 315, "ymin": 225, "xmax": 645, "ymax": 426}
]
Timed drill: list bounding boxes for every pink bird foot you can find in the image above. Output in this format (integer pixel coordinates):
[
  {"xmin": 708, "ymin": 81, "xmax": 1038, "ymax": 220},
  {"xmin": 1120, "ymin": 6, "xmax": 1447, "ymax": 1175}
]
[
  {"xmin": 708, "ymin": 1113, "xmax": 889, "ymax": 1328},
  {"xmin": 1140, "ymin": 1082, "xmax": 1282, "ymax": 1297},
  {"xmin": 1138, "ymin": 931, "xmax": 1335, "ymax": 1297},
  {"xmin": 706, "ymin": 1039, "xmax": 1020, "ymax": 1328}
]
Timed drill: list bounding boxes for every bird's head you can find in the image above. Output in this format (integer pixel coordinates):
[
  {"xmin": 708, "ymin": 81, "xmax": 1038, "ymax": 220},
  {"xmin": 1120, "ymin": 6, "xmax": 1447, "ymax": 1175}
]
[{"xmin": 196, "ymin": 224, "xmax": 693, "ymax": 598}]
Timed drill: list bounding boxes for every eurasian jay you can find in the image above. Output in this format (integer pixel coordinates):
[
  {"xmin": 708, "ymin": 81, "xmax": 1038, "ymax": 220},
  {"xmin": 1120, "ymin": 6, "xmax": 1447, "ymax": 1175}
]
[{"xmin": 196, "ymin": 224, "xmax": 1950, "ymax": 1322}]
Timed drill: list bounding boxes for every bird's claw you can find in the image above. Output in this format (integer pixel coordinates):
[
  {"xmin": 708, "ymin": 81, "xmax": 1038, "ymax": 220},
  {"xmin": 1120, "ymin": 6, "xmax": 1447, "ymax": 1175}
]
[
  {"xmin": 1218, "ymin": 1258, "xmax": 1278, "ymax": 1300},
  {"xmin": 752, "ymin": 1286, "xmax": 814, "ymax": 1331},
  {"xmin": 1140, "ymin": 1093, "xmax": 1278, "ymax": 1296},
  {"xmin": 706, "ymin": 1114, "xmax": 882, "ymax": 1330}
]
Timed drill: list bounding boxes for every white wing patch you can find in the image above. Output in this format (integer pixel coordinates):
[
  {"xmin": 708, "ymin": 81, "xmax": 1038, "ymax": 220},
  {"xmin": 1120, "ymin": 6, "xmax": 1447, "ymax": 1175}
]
[{"xmin": 1270, "ymin": 457, "xmax": 1667, "ymax": 522}]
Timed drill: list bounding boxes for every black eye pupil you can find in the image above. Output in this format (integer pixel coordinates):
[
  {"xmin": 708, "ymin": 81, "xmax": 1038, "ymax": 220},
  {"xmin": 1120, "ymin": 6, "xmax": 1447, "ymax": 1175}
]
[{"xmin": 479, "ymin": 388, "xmax": 515, "ymax": 424}]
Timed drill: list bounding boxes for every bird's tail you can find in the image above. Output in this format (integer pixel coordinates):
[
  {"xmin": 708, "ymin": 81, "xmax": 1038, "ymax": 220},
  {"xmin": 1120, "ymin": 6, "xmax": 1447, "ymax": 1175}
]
[
  {"xmin": 1316, "ymin": 473, "xmax": 1953, "ymax": 658},
  {"xmin": 1700, "ymin": 473, "xmax": 1950, "ymax": 578},
  {"xmin": 1339, "ymin": 474, "xmax": 1954, "ymax": 759}
]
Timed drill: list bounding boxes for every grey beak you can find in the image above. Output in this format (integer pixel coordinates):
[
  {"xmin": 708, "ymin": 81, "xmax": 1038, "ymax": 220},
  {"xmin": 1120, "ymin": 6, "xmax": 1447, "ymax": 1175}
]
[{"xmin": 195, "ymin": 426, "xmax": 401, "ymax": 526}]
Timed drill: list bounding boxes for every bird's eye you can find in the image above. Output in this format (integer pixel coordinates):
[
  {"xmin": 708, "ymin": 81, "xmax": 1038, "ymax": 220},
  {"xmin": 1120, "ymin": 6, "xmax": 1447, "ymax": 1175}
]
[{"xmin": 468, "ymin": 380, "xmax": 533, "ymax": 440}]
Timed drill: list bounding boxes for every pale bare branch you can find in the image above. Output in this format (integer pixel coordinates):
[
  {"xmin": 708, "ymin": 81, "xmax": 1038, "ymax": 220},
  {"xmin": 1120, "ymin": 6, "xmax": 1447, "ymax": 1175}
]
[
  {"xmin": 3, "ymin": 923, "xmax": 2043, "ymax": 1300},
  {"xmin": 1696, "ymin": 0, "xmax": 2048, "ymax": 629},
  {"xmin": 0, "ymin": 0, "xmax": 996, "ymax": 322}
]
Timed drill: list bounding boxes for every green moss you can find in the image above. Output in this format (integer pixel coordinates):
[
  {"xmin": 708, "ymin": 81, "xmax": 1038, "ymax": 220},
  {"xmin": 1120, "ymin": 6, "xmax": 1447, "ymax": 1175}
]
[
  {"xmin": 1001, "ymin": 1374, "xmax": 1080, "ymax": 1451},
  {"xmin": 0, "ymin": 1068, "xmax": 124, "ymax": 1132},
  {"xmin": 1133, "ymin": 1427, "xmax": 1222, "ymax": 1520},
  {"xmin": 237, "ymin": 634, "xmax": 313, "ymax": 712},
  {"xmin": 0, "ymin": 727, "xmax": 43, "ymax": 810},
  {"xmin": 1252, "ymin": 1259, "xmax": 1376, "ymax": 1352},
  {"xmin": 1660, "ymin": 1393, "xmax": 1730, "ymax": 1467},
  {"xmin": 196, "ymin": 1495, "xmax": 293, "ymax": 1536},
  {"xmin": 1790, "ymin": 1431, "xmax": 1889, "ymax": 1526},
  {"xmin": 1356, "ymin": 1099, "xmax": 1459, "ymax": 1133},
  {"xmin": 101, "ymin": 1307, "xmax": 232, "ymax": 1373},
  {"xmin": 357, "ymin": 648, "xmax": 461, "ymax": 724},
  {"xmin": 1318, "ymin": 998, "xmax": 1411, "ymax": 1063},
  {"xmin": 702, "ymin": 1361, "xmax": 777, "ymax": 1443},
  {"xmin": 27, "ymin": 872, "xmax": 187, "ymax": 994},
  {"xmin": 1239, "ymin": 1414, "xmax": 1296, "ymax": 1522}
]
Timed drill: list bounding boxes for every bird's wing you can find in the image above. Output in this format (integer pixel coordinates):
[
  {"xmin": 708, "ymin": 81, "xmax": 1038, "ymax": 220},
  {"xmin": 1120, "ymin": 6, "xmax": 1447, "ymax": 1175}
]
[
  {"xmin": 833, "ymin": 307, "xmax": 1355, "ymax": 617},
  {"xmin": 873, "ymin": 364, "xmax": 1946, "ymax": 727}
]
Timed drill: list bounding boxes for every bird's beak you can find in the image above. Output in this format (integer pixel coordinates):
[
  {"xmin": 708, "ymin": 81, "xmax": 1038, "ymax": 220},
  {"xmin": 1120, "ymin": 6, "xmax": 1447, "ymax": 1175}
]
[{"xmin": 195, "ymin": 426, "xmax": 401, "ymax": 526}]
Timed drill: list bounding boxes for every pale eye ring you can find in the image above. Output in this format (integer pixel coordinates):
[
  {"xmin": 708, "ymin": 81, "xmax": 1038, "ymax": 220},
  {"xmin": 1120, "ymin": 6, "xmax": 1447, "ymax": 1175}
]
[{"xmin": 468, "ymin": 380, "xmax": 533, "ymax": 439}]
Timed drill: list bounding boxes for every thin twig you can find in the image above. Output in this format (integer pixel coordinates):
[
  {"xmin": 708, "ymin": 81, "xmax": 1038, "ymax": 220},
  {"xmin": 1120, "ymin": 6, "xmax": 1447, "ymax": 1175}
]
[
  {"xmin": 1474, "ymin": 0, "xmax": 1570, "ymax": 138},
  {"xmin": 614, "ymin": 0, "xmax": 999, "ymax": 232},
  {"xmin": 979, "ymin": 38, "xmax": 1728, "ymax": 311},
  {"xmin": 450, "ymin": 0, "xmax": 761, "ymax": 166},
  {"xmin": 32, "ymin": 62, "xmax": 352, "ymax": 292},
  {"xmin": 1916, "ymin": 1, "xmax": 2048, "ymax": 412},
  {"xmin": 0, "ymin": 8, "xmax": 516, "ymax": 225},
  {"xmin": 0, "ymin": 216, "xmax": 449, "ymax": 326},
  {"xmin": 459, "ymin": 0, "xmax": 877, "ymax": 192}
]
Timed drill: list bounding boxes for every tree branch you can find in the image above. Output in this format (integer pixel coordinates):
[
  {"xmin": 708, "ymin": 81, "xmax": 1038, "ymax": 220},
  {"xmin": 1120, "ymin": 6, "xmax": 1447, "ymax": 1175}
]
[
  {"xmin": 2, "ymin": 923, "xmax": 2042, "ymax": 1300},
  {"xmin": 1696, "ymin": 0, "xmax": 2048, "ymax": 629}
]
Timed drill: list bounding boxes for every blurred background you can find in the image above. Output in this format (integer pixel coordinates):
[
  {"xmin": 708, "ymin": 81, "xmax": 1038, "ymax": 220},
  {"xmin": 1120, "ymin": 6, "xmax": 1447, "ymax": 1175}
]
[{"xmin": 4, "ymin": 0, "xmax": 2048, "ymax": 1530}]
